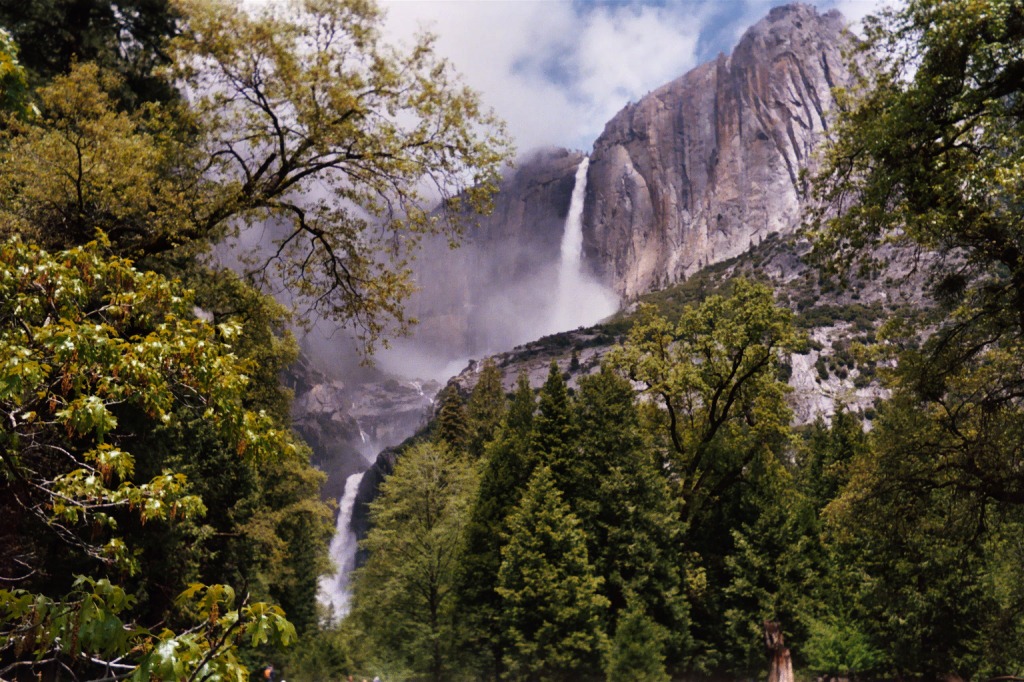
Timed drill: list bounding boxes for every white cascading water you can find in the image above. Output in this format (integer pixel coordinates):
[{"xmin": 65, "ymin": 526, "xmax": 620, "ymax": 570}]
[
  {"xmin": 317, "ymin": 470, "xmax": 366, "ymax": 620},
  {"xmin": 546, "ymin": 156, "xmax": 618, "ymax": 334}
]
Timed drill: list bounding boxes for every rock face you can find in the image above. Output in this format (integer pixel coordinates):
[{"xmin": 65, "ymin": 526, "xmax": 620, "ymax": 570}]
[
  {"xmin": 404, "ymin": 147, "xmax": 585, "ymax": 358},
  {"xmin": 584, "ymin": 3, "xmax": 851, "ymax": 298},
  {"xmin": 284, "ymin": 356, "xmax": 439, "ymax": 503}
]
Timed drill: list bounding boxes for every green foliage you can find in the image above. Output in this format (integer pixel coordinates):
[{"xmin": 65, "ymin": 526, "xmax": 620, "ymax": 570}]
[
  {"xmin": 281, "ymin": 623, "xmax": 356, "ymax": 682},
  {"xmin": 0, "ymin": 1, "xmax": 514, "ymax": 678},
  {"xmin": 348, "ymin": 441, "xmax": 478, "ymax": 682},
  {"xmin": 465, "ymin": 358, "xmax": 506, "ymax": 458},
  {"xmin": 0, "ymin": 62, "xmax": 198, "ymax": 253},
  {"xmin": 809, "ymin": 0, "xmax": 1024, "ymax": 505},
  {"xmin": 802, "ymin": 617, "xmax": 883, "ymax": 677},
  {"xmin": 144, "ymin": 584, "xmax": 296, "ymax": 680},
  {"xmin": 0, "ymin": 236, "xmax": 299, "ymax": 678},
  {"xmin": 716, "ymin": 465, "xmax": 811, "ymax": 675},
  {"xmin": 811, "ymin": 0, "xmax": 1024, "ymax": 302},
  {"xmin": 798, "ymin": 408, "xmax": 867, "ymax": 509},
  {"xmin": 530, "ymin": 360, "xmax": 575, "ymax": 469},
  {"xmin": 0, "ymin": 28, "xmax": 35, "ymax": 118},
  {"xmin": 605, "ymin": 604, "xmax": 671, "ymax": 682},
  {"xmin": 809, "ymin": 3, "xmax": 1024, "ymax": 676},
  {"xmin": 571, "ymin": 367, "xmax": 690, "ymax": 661},
  {"xmin": 435, "ymin": 385, "xmax": 468, "ymax": 452},
  {"xmin": 822, "ymin": 394, "xmax": 1012, "ymax": 677},
  {"xmin": 0, "ymin": 0, "xmax": 180, "ymax": 106},
  {"xmin": 1, "ymin": 577, "xmax": 294, "ymax": 681},
  {"xmin": 794, "ymin": 302, "xmax": 884, "ymax": 332},
  {"xmin": 186, "ymin": 265, "xmax": 299, "ymax": 422},
  {"xmin": 609, "ymin": 278, "xmax": 801, "ymax": 524},
  {"xmin": 497, "ymin": 466, "xmax": 609, "ymax": 681},
  {"xmin": 455, "ymin": 371, "xmax": 534, "ymax": 678}
]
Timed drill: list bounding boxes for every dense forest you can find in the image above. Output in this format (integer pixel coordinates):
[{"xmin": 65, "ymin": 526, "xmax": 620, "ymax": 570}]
[{"xmin": 2, "ymin": 1, "xmax": 1024, "ymax": 681}]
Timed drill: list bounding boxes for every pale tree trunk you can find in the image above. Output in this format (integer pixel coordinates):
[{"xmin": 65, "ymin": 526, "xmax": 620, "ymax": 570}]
[{"xmin": 765, "ymin": 620, "xmax": 794, "ymax": 682}]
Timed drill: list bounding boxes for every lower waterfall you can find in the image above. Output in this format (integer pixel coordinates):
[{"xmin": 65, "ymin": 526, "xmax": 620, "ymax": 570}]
[{"xmin": 317, "ymin": 470, "xmax": 366, "ymax": 621}]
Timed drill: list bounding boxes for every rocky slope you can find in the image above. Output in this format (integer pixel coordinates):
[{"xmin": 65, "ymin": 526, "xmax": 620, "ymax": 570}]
[
  {"xmin": 443, "ymin": 235, "xmax": 924, "ymax": 426},
  {"xmin": 583, "ymin": 3, "xmax": 850, "ymax": 299},
  {"xmin": 283, "ymin": 357, "xmax": 439, "ymax": 502}
]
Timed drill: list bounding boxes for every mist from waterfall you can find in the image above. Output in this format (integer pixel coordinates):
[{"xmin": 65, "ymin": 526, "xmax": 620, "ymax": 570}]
[
  {"xmin": 318, "ymin": 471, "xmax": 366, "ymax": 621},
  {"xmin": 543, "ymin": 156, "xmax": 618, "ymax": 336}
]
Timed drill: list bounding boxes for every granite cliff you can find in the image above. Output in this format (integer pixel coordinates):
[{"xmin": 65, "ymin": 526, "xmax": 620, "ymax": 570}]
[{"xmin": 584, "ymin": 3, "xmax": 852, "ymax": 298}]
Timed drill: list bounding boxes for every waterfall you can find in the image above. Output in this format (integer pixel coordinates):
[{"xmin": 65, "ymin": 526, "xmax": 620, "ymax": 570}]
[
  {"xmin": 546, "ymin": 156, "xmax": 618, "ymax": 334},
  {"xmin": 317, "ymin": 470, "xmax": 366, "ymax": 620},
  {"xmin": 560, "ymin": 157, "xmax": 590, "ymax": 282}
]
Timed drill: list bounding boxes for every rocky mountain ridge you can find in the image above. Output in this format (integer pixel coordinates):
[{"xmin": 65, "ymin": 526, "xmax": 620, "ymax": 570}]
[
  {"xmin": 445, "ymin": 234, "xmax": 923, "ymax": 425},
  {"xmin": 402, "ymin": 147, "xmax": 586, "ymax": 359}
]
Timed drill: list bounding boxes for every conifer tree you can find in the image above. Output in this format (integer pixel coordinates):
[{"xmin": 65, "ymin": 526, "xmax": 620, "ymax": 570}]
[
  {"xmin": 455, "ymin": 371, "xmax": 535, "ymax": 677},
  {"xmin": 573, "ymin": 367, "xmax": 690, "ymax": 662},
  {"xmin": 466, "ymin": 358, "xmax": 506, "ymax": 459},
  {"xmin": 799, "ymin": 407, "xmax": 867, "ymax": 511},
  {"xmin": 497, "ymin": 466, "xmax": 609, "ymax": 681},
  {"xmin": 530, "ymin": 360, "xmax": 575, "ymax": 472},
  {"xmin": 505, "ymin": 369, "xmax": 536, "ymax": 439},
  {"xmin": 606, "ymin": 603, "xmax": 671, "ymax": 682},
  {"xmin": 349, "ymin": 441, "xmax": 477, "ymax": 681},
  {"xmin": 435, "ymin": 385, "xmax": 468, "ymax": 453}
]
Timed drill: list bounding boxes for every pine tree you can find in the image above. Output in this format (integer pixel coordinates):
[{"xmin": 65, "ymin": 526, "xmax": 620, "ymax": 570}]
[
  {"xmin": 466, "ymin": 358, "xmax": 506, "ymax": 458},
  {"xmin": 497, "ymin": 466, "xmax": 609, "ymax": 682},
  {"xmin": 349, "ymin": 441, "xmax": 478, "ymax": 681},
  {"xmin": 606, "ymin": 603, "xmax": 671, "ymax": 682},
  {"xmin": 531, "ymin": 360, "xmax": 575, "ymax": 472},
  {"xmin": 435, "ymin": 385, "xmax": 468, "ymax": 453},
  {"xmin": 455, "ymin": 371, "xmax": 535, "ymax": 677},
  {"xmin": 506, "ymin": 369, "xmax": 536, "ymax": 437},
  {"xmin": 573, "ymin": 367, "xmax": 691, "ymax": 663}
]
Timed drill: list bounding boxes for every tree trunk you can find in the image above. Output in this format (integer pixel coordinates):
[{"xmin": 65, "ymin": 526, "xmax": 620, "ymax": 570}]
[{"xmin": 765, "ymin": 620, "xmax": 794, "ymax": 682}]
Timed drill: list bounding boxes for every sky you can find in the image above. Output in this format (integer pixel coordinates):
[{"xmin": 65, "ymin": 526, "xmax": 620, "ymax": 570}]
[{"xmin": 380, "ymin": 0, "xmax": 891, "ymax": 154}]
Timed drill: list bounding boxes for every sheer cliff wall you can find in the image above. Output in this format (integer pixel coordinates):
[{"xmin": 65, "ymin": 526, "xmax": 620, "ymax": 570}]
[{"xmin": 584, "ymin": 4, "xmax": 851, "ymax": 298}]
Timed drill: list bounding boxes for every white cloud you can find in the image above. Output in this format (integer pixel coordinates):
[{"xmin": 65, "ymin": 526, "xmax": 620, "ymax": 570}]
[
  {"xmin": 573, "ymin": 6, "xmax": 702, "ymax": 134},
  {"xmin": 380, "ymin": 1, "xmax": 708, "ymax": 153},
  {"xmin": 379, "ymin": 0, "xmax": 895, "ymax": 154},
  {"xmin": 830, "ymin": 0, "xmax": 893, "ymax": 28},
  {"xmin": 381, "ymin": 1, "xmax": 580, "ymax": 153}
]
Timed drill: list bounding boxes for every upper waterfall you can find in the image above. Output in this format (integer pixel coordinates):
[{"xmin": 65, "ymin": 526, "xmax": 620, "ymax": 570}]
[
  {"xmin": 545, "ymin": 156, "xmax": 617, "ymax": 335},
  {"xmin": 559, "ymin": 157, "xmax": 590, "ymax": 277}
]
